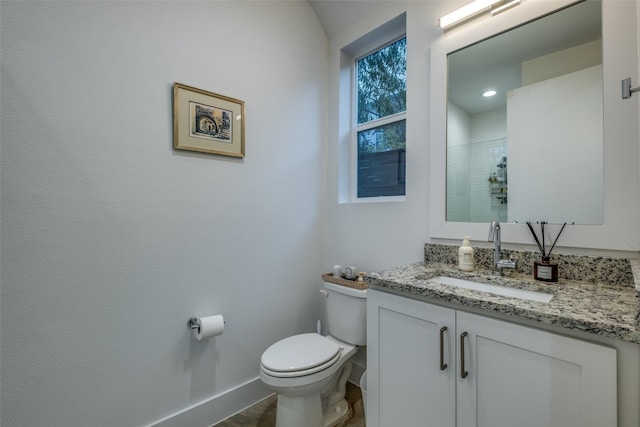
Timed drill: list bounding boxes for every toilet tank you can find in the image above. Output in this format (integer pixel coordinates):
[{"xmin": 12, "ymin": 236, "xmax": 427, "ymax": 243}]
[{"xmin": 323, "ymin": 281, "xmax": 367, "ymax": 345}]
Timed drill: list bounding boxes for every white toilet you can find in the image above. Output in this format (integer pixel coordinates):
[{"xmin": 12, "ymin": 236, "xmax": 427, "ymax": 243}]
[{"xmin": 260, "ymin": 281, "xmax": 367, "ymax": 427}]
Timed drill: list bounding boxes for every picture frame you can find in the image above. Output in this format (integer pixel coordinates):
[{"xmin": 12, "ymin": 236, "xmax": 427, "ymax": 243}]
[{"xmin": 173, "ymin": 82, "xmax": 245, "ymax": 157}]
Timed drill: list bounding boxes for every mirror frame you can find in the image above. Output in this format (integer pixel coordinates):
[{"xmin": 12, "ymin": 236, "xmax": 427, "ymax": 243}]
[{"xmin": 429, "ymin": 0, "xmax": 639, "ymax": 251}]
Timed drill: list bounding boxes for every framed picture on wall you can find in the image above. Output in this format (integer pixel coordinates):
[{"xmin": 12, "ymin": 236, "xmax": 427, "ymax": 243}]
[{"xmin": 173, "ymin": 82, "xmax": 245, "ymax": 157}]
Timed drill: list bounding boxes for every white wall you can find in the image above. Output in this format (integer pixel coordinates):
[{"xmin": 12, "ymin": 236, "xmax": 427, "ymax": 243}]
[
  {"xmin": 324, "ymin": 1, "xmax": 447, "ymax": 272},
  {"xmin": 0, "ymin": 2, "xmax": 327, "ymax": 426},
  {"xmin": 508, "ymin": 65, "xmax": 604, "ymax": 224},
  {"xmin": 521, "ymin": 39, "xmax": 602, "ymax": 86}
]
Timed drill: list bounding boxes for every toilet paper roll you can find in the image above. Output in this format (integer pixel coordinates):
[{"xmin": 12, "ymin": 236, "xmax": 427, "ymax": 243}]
[{"xmin": 195, "ymin": 315, "xmax": 225, "ymax": 340}]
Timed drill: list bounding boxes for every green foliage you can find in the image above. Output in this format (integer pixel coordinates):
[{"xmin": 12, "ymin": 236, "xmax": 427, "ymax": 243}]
[
  {"xmin": 357, "ymin": 37, "xmax": 406, "ymax": 154},
  {"xmin": 357, "ymin": 37, "xmax": 407, "ymax": 124},
  {"xmin": 358, "ymin": 120, "xmax": 406, "ymax": 154}
]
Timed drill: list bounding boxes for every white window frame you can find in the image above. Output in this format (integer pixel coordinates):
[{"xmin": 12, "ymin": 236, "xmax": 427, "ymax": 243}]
[{"xmin": 350, "ymin": 35, "xmax": 407, "ymax": 202}]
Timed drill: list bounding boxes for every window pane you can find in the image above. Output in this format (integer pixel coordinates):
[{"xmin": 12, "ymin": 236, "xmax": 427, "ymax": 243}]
[
  {"xmin": 357, "ymin": 37, "xmax": 406, "ymax": 125},
  {"xmin": 357, "ymin": 120, "xmax": 406, "ymax": 198}
]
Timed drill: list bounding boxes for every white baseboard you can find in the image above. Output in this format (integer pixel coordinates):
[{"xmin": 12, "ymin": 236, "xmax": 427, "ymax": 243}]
[{"xmin": 147, "ymin": 377, "xmax": 273, "ymax": 427}]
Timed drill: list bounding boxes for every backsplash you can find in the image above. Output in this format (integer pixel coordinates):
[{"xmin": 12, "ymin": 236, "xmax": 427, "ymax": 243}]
[
  {"xmin": 424, "ymin": 243, "xmax": 635, "ymax": 286},
  {"xmin": 632, "ymin": 259, "xmax": 640, "ymax": 330}
]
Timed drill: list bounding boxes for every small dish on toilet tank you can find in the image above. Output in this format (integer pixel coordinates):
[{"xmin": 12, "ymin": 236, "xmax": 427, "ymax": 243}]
[{"xmin": 344, "ymin": 265, "xmax": 357, "ymax": 279}]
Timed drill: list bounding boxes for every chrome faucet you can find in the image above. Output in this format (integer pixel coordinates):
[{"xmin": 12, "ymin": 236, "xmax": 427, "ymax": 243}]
[{"xmin": 488, "ymin": 220, "xmax": 517, "ymax": 275}]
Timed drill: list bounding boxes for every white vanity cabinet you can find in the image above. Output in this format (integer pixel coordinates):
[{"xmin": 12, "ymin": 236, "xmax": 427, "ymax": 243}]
[
  {"xmin": 367, "ymin": 288, "xmax": 456, "ymax": 427},
  {"xmin": 366, "ymin": 289, "xmax": 617, "ymax": 427}
]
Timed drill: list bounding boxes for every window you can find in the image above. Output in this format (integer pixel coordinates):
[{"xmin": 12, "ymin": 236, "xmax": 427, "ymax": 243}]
[{"xmin": 355, "ymin": 37, "xmax": 406, "ymax": 198}]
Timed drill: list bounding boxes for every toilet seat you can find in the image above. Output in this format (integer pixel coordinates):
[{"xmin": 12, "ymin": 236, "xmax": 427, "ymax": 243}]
[{"xmin": 261, "ymin": 333, "xmax": 342, "ymax": 378}]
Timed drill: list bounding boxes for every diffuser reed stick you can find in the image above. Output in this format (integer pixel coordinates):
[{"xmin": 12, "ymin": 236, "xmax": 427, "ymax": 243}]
[
  {"xmin": 546, "ymin": 222, "xmax": 568, "ymax": 258},
  {"xmin": 525, "ymin": 221, "xmax": 568, "ymax": 257},
  {"xmin": 526, "ymin": 221, "xmax": 544, "ymax": 255},
  {"xmin": 525, "ymin": 221, "xmax": 570, "ymax": 282}
]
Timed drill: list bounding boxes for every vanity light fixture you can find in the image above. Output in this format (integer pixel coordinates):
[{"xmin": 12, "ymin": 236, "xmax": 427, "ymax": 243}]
[
  {"xmin": 491, "ymin": 0, "xmax": 521, "ymax": 16},
  {"xmin": 439, "ymin": 0, "xmax": 521, "ymax": 29}
]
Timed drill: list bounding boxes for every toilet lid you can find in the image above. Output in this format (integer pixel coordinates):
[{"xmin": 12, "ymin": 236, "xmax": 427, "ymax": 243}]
[{"xmin": 261, "ymin": 333, "xmax": 341, "ymax": 373}]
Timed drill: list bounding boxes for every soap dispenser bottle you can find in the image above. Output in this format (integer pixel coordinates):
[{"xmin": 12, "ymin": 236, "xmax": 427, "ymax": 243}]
[{"xmin": 458, "ymin": 236, "xmax": 474, "ymax": 272}]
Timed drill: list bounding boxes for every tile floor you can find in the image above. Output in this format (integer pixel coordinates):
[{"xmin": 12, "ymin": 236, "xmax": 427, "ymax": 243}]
[{"xmin": 213, "ymin": 381, "xmax": 365, "ymax": 427}]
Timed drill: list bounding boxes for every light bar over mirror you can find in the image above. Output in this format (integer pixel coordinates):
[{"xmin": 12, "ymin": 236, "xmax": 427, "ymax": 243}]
[{"xmin": 439, "ymin": 0, "xmax": 521, "ymax": 29}]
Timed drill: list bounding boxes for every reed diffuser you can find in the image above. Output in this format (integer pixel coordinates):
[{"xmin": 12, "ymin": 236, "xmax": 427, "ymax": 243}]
[{"xmin": 525, "ymin": 221, "xmax": 568, "ymax": 282}]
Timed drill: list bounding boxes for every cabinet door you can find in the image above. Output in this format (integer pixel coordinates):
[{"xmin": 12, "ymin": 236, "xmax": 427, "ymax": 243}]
[
  {"xmin": 367, "ymin": 290, "xmax": 456, "ymax": 427},
  {"xmin": 456, "ymin": 311, "xmax": 617, "ymax": 427}
]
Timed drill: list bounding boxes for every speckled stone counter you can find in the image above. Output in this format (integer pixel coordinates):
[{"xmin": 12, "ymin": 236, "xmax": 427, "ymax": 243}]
[{"xmin": 367, "ymin": 245, "xmax": 640, "ymax": 344}]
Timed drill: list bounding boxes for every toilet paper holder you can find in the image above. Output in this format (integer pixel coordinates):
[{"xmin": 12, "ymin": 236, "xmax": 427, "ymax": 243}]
[
  {"xmin": 189, "ymin": 316, "xmax": 226, "ymax": 332},
  {"xmin": 189, "ymin": 317, "xmax": 202, "ymax": 332}
]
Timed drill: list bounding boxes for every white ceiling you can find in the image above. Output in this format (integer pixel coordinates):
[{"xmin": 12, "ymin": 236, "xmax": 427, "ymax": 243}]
[{"xmin": 307, "ymin": 0, "xmax": 387, "ymax": 39}]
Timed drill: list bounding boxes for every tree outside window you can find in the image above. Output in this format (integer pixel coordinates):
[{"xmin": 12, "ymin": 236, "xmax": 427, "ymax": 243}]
[{"xmin": 356, "ymin": 37, "xmax": 407, "ymax": 198}]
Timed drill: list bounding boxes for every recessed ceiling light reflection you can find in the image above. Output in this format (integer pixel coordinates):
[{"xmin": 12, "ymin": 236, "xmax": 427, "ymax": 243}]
[{"xmin": 483, "ymin": 90, "xmax": 497, "ymax": 97}]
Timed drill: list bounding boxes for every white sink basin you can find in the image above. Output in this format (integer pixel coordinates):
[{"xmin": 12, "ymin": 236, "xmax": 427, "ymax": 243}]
[{"xmin": 432, "ymin": 276, "xmax": 554, "ymax": 303}]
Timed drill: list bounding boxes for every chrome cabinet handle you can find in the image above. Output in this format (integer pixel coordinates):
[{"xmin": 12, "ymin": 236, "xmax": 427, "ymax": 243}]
[
  {"xmin": 439, "ymin": 326, "xmax": 448, "ymax": 371},
  {"xmin": 460, "ymin": 331, "xmax": 469, "ymax": 379}
]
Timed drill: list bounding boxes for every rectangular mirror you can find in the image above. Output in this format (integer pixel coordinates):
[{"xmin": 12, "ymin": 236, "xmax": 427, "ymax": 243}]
[
  {"xmin": 446, "ymin": 0, "xmax": 603, "ymax": 225},
  {"xmin": 429, "ymin": 0, "xmax": 639, "ymax": 251}
]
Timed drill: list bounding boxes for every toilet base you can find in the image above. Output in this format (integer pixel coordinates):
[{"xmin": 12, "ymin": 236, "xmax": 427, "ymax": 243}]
[
  {"xmin": 323, "ymin": 397, "xmax": 350, "ymax": 427},
  {"xmin": 274, "ymin": 394, "xmax": 350, "ymax": 427},
  {"xmin": 275, "ymin": 393, "xmax": 323, "ymax": 427}
]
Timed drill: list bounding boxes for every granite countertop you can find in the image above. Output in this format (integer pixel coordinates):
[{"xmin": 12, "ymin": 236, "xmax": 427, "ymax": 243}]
[{"xmin": 367, "ymin": 261, "xmax": 640, "ymax": 344}]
